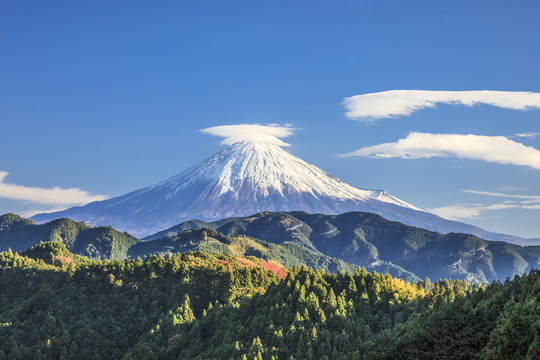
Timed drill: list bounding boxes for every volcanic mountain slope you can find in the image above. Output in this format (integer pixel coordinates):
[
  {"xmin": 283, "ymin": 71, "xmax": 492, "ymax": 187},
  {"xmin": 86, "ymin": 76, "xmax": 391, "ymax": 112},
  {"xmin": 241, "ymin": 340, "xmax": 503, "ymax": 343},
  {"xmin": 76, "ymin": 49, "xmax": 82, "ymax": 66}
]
[{"xmin": 31, "ymin": 141, "xmax": 536, "ymax": 244}]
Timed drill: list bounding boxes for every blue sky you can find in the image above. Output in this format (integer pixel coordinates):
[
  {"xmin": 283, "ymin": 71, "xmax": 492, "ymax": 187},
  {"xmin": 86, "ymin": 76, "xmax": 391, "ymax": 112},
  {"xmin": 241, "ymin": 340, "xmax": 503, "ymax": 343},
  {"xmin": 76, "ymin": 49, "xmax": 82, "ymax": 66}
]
[{"xmin": 1, "ymin": 0, "xmax": 539, "ymax": 238}]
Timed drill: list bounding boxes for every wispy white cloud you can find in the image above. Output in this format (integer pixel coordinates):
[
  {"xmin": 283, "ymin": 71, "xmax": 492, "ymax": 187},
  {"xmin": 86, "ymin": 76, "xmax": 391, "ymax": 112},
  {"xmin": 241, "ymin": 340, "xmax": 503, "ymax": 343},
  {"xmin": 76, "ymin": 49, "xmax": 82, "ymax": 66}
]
[
  {"xmin": 497, "ymin": 185, "xmax": 531, "ymax": 192},
  {"xmin": 0, "ymin": 171, "xmax": 109, "ymax": 206},
  {"xmin": 342, "ymin": 90, "xmax": 540, "ymax": 122},
  {"xmin": 429, "ymin": 188, "xmax": 540, "ymax": 220},
  {"xmin": 428, "ymin": 204, "xmax": 485, "ymax": 220},
  {"xmin": 521, "ymin": 199, "xmax": 540, "ymax": 204},
  {"xmin": 200, "ymin": 124, "xmax": 297, "ymax": 147},
  {"xmin": 340, "ymin": 132, "xmax": 540, "ymax": 170},
  {"xmin": 513, "ymin": 132, "xmax": 539, "ymax": 139},
  {"xmin": 462, "ymin": 189, "xmax": 540, "ymax": 200},
  {"xmin": 428, "ymin": 203, "xmax": 521, "ymax": 221},
  {"xmin": 523, "ymin": 204, "xmax": 540, "ymax": 210},
  {"xmin": 18, "ymin": 206, "xmax": 74, "ymax": 218}
]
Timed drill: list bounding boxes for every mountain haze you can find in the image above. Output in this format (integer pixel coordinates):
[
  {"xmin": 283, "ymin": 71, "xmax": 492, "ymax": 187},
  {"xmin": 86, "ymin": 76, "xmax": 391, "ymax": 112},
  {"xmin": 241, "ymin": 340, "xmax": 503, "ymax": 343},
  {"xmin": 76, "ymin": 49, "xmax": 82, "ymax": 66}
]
[{"xmin": 31, "ymin": 141, "xmax": 536, "ymax": 244}]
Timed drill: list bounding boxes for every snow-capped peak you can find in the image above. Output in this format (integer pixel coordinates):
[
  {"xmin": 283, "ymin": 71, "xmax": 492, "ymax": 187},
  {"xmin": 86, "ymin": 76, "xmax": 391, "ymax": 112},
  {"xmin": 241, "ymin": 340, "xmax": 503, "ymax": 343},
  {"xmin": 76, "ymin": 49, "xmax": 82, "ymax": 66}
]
[
  {"xmin": 30, "ymin": 132, "xmax": 529, "ymax": 244},
  {"xmin": 149, "ymin": 141, "xmax": 420, "ymax": 210},
  {"xmin": 31, "ymin": 137, "xmax": 424, "ymax": 237}
]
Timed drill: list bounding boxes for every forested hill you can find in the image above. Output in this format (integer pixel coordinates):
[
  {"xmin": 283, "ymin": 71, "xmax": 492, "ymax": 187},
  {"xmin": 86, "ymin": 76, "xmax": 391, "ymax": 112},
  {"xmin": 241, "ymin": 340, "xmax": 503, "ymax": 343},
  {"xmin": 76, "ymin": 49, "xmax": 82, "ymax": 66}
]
[
  {"xmin": 128, "ymin": 228, "xmax": 361, "ymax": 276},
  {"xmin": 2, "ymin": 212, "xmax": 540, "ymax": 283},
  {"xmin": 0, "ymin": 213, "xmax": 138, "ymax": 259},
  {"xmin": 0, "ymin": 243, "xmax": 538, "ymax": 359},
  {"xmin": 147, "ymin": 211, "xmax": 540, "ymax": 283},
  {"xmin": 0, "ymin": 214, "xmax": 359, "ymax": 275}
]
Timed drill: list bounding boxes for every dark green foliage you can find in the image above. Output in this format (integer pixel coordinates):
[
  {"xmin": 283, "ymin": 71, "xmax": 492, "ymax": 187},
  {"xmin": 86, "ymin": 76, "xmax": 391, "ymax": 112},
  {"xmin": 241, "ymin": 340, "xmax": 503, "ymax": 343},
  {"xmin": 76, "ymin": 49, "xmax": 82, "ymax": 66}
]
[
  {"xmin": 0, "ymin": 243, "xmax": 538, "ymax": 359},
  {"xmin": 0, "ymin": 214, "xmax": 138, "ymax": 259},
  {"xmin": 356, "ymin": 271, "xmax": 540, "ymax": 360},
  {"xmin": 0, "ymin": 243, "xmax": 280, "ymax": 359}
]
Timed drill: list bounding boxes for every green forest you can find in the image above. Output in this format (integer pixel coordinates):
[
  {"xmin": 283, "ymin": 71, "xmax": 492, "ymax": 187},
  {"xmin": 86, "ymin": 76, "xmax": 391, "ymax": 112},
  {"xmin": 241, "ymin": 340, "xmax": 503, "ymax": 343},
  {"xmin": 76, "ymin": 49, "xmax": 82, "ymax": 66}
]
[
  {"xmin": 3, "ymin": 212, "xmax": 540, "ymax": 284},
  {"xmin": 0, "ymin": 242, "xmax": 538, "ymax": 359}
]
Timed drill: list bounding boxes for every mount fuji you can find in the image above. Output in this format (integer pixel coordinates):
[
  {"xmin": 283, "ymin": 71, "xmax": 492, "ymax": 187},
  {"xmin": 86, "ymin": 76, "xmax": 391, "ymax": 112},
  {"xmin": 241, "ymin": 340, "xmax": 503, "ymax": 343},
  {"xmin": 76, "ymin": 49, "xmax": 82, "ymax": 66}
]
[{"xmin": 31, "ymin": 139, "xmax": 534, "ymax": 244}]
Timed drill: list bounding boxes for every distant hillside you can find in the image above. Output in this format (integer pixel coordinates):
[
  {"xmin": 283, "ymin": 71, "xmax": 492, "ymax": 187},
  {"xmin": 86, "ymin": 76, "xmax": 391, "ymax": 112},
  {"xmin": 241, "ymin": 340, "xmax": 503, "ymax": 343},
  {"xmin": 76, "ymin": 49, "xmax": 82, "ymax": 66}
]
[
  {"xmin": 0, "ymin": 213, "xmax": 138, "ymax": 259},
  {"xmin": 148, "ymin": 211, "xmax": 540, "ymax": 283}
]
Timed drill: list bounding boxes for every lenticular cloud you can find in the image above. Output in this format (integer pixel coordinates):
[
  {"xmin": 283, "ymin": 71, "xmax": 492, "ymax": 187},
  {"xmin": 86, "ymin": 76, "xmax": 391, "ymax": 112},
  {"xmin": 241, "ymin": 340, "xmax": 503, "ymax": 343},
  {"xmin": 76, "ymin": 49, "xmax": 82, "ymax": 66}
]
[
  {"xmin": 342, "ymin": 90, "xmax": 540, "ymax": 122},
  {"xmin": 199, "ymin": 124, "xmax": 297, "ymax": 147},
  {"xmin": 340, "ymin": 132, "xmax": 540, "ymax": 170}
]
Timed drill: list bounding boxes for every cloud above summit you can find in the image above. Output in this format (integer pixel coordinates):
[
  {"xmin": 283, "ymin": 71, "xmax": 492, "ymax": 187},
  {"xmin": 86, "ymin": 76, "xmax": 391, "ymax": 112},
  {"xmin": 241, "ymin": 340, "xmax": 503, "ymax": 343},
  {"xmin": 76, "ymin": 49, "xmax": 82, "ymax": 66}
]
[
  {"xmin": 342, "ymin": 90, "xmax": 540, "ymax": 122},
  {"xmin": 340, "ymin": 132, "xmax": 540, "ymax": 170},
  {"xmin": 200, "ymin": 124, "xmax": 297, "ymax": 147}
]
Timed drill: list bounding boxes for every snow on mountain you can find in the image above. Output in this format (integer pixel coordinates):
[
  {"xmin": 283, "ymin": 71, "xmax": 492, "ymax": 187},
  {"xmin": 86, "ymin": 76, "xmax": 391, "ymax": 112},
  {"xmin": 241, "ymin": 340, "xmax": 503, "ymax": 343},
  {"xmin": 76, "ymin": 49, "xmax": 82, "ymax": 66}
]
[
  {"xmin": 30, "ymin": 139, "xmax": 536, "ymax": 244},
  {"xmin": 148, "ymin": 141, "xmax": 420, "ymax": 210}
]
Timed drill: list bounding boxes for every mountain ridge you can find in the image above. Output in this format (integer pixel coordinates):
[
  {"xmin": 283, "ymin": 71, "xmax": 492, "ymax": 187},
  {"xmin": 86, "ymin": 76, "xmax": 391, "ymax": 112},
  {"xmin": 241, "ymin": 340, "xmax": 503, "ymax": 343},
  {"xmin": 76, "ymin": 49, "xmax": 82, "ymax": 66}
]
[
  {"xmin": 30, "ymin": 141, "xmax": 538, "ymax": 244},
  {"xmin": 7, "ymin": 211, "xmax": 540, "ymax": 283},
  {"xmin": 143, "ymin": 211, "xmax": 540, "ymax": 283},
  {"xmin": 0, "ymin": 213, "xmax": 138, "ymax": 259}
]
